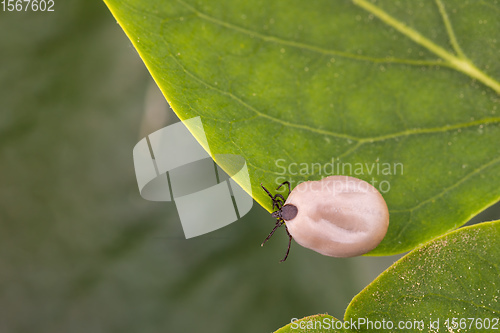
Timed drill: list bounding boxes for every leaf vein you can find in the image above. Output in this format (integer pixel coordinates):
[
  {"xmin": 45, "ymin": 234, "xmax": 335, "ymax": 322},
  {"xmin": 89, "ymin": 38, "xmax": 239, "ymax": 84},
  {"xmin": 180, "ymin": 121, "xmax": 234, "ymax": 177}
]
[
  {"xmin": 435, "ymin": 0, "xmax": 467, "ymax": 59},
  {"xmin": 392, "ymin": 155, "xmax": 500, "ymax": 214},
  {"xmin": 170, "ymin": 53, "xmax": 500, "ymax": 144},
  {"xmin": 174, "ymin": 0, "xmax": 445, "ymax": 67}
]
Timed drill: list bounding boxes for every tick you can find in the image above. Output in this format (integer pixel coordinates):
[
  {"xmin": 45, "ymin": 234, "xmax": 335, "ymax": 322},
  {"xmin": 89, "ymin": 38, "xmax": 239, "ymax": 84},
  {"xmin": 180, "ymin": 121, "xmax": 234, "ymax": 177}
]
[{"xmin": 261, "ymin": 175, "xmax": 390, "ymax": 262}]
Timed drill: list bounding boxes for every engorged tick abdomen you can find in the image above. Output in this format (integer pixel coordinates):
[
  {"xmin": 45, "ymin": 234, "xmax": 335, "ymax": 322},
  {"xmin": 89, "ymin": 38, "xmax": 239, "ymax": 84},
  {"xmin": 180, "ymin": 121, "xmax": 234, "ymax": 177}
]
[{"xmin": 284, "ymin": 175, "xmax": 389, "ymax": 257}]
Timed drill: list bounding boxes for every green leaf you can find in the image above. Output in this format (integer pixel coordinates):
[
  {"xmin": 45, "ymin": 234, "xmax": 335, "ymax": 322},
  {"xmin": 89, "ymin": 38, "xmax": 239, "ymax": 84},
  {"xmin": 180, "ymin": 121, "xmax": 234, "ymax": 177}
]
[
  {"xmin": 345, "ymin": 220, "xmax": 500, "ymax": 332},
  {"xmin": 273, "ymin": 221, "xmax": 500, "ymax": 332},
  {"xmin": 275, "ymin": 314, "xmax": 347, "ymax": 333},
  {"xmin": 103, "ymin": 0, "xmax": 500, "ymax": 254}
]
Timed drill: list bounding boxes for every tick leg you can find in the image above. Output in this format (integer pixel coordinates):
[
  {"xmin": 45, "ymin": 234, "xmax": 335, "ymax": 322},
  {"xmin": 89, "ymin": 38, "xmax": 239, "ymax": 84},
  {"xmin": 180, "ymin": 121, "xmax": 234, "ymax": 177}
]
[
  {"xmin": 261, "ymin": 220, "xmax": 284, "ymax": 246},
  {"xmin": 261, "ymin": 183, "xmax": 275, "ymax": 200},
  {"xmin": 271, "ymin": 195, "xmax": 284, "ymax": 210},
  {"xmin": 273, "ymin": 193, "xmax": 285, "ymax": 203},
  {"xmin": 276, "ymin": 181, "xmax": 291, "ymax": 196},
  {"xmin": 272, "ymin": 194, "xmax": 285, "ymax": 209},
  {"xmin": 279, "ymin": 225, "xmax": 293, "ymax": 262},
  {"xmin": 261, "ymin": 183, "xmax": 282, "ymax": 210}
]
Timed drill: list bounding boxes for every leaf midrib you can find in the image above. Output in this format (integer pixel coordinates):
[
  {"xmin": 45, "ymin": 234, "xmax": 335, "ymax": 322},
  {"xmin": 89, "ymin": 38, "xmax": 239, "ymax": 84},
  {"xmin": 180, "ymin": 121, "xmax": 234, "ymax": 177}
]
[{"xmin": 353, "ymin": 0, "xmax": 500, "ymax": 95}]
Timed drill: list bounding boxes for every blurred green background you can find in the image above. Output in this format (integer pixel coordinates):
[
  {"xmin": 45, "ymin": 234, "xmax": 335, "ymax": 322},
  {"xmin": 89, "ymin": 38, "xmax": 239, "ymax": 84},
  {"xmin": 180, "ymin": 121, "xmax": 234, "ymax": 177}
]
[{"xmin": 1, "ymin": 1, "xmax": 498, "ymax": 332}]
